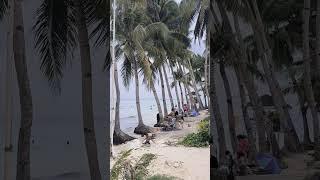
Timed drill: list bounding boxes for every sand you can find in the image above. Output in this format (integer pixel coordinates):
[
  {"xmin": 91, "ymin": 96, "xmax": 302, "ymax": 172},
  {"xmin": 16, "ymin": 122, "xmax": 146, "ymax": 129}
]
[
  {"xmin": 237, "ymin": 153, "xmax": 318, "ymax": 180},
  {"xmin": 110, "ymin": 110, "xmax": 210, "ymax": 180}
]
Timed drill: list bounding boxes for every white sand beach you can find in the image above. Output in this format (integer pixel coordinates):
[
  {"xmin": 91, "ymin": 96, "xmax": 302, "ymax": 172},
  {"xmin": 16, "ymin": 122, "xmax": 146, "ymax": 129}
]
[{"xmin": 111, "ymin": 111, "xmax": 210, "ymax": 180}]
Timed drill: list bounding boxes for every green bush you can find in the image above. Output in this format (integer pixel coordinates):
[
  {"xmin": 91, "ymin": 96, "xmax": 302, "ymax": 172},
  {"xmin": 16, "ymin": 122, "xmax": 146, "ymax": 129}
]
[
  {"xmin": 111, "ymin": 150, "xmax": 157, "ymax": 180},
  {"xmin": 147, "ymin": 174, "xmax": 177, "ymax": 180},
  {"xmin": 178, "ymin": 118, "xmax": 209, "ymax": 147}
]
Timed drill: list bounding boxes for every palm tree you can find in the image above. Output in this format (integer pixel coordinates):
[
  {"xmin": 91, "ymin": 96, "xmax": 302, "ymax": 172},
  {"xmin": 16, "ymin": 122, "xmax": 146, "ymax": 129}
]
[
  {"xmin": 169, "ymin": 63, "xmax": 182, "ymax": 111},
  {"xmin": 209, "ymin": 34, "xmax": 227, "ymax": 163},
  {"xmin": 163, "ymin": 65, "xmax": 175, "ymax": 109},
  {"xmin": 8, "ymin": 0, "xmax": 35, "ymax": 178},
  {"xmin": 188, "ymin": 54, "xmax": 205, "ymax": 110},
  {"xmin": 316, "ymin": 0, "xmax": 320, "ymax": 77},
  {"xmin": 113, "ymin": 47, "xmax": 135, "ymax": 144},
  {"xmin": 303, "ymin": 0, "xmax": 320, "ymax": 159},
  {"xmin": 33, "ymin": 0, "xmax": 104, "ymax": 178},
  {"xmin": 159, "ymin": 66, "xmax": 169, "ymax": 115},
  {"xmin": 3, "ymin": 1, "xmax": 14, "ymax": 179}
]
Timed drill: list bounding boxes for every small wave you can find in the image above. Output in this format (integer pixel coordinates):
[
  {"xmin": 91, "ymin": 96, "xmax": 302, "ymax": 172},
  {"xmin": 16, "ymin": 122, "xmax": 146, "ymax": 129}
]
[{"xmin": 121, "ymin": 115, "xmax": 136, "ymax": 119}]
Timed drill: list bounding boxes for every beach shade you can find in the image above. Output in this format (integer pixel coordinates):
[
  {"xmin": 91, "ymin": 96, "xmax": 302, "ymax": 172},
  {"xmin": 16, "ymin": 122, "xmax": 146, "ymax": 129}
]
[
  {"xmin": 255, "ymin": 153, "xmax": 281, "ymax": 174},
  {"xmin": 191, "ymin": 110, "xmax": 199, "ymax": 117}
]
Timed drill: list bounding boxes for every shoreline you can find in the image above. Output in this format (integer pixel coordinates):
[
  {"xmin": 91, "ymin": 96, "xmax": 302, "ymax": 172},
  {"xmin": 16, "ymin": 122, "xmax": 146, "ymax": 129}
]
[{"xmin": 111, "ymin": 110, "xmax": 210, "ymax": 180}]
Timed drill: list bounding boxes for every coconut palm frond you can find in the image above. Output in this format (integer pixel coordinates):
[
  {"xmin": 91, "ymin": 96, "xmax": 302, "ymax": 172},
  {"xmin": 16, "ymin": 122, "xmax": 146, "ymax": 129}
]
[
  {"xmin": 33, "ymin": 0, "xmax": 77, "ymax": 93},
  {"xmin": 0, "ymin": 0, "xmax": 8, "ymax": 20},
  {"xmin": 121, "ymin": 55, "xmax": 133, "ymax": 88}
]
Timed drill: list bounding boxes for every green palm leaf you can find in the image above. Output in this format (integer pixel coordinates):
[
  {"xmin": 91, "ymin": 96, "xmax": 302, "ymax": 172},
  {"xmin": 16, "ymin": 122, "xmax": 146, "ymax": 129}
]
[{"xmin": 33, "ymin": 0, "xmax": 77, "ymax": 93}]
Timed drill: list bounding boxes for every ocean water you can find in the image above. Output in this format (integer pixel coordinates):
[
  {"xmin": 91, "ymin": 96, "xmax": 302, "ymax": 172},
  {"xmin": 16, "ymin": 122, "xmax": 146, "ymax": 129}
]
[{"xmin": 119, "ymin": 98, "xmax": 176, "ymax": 133}]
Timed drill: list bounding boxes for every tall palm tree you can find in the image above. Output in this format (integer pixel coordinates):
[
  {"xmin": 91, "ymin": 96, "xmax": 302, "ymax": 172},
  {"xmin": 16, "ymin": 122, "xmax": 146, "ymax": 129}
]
[
  {"xmin": 3, "ymin": 1, "xmax": 14, "ymax": 179},
  {"xmin": 159, "ymin": 65, "xmax": 169, "ymax": 115},
  {"xmin": 33, "ymin": 0, "xmax": 104, "ymax": 179},
  {"xmin": 209, "ymin": 35, "xmax": 227, "ymax": 162},
  {"xmin": 7, "ymin": 0, "xmax": 35, "ymax": 178},
  {"xmin": 163, "ymin": 65, "xmax": 174, "ymax": 109},
  {"xmin": 169, "ymin": 63, "xmax": 182, "ymax": 111},
  {"xmin": 303, "ymin": 0, "xmax": 320, "ymax": 159},
  {"xmin": 113, "ymin": 47, "xmax": 135, "ymax": 144}
]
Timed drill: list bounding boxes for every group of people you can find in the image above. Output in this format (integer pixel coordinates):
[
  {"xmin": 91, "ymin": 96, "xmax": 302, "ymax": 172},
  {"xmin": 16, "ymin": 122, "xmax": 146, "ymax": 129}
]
[{"xmin": 211, "ymin": 135, "xmax": 250, "ymax": 180}]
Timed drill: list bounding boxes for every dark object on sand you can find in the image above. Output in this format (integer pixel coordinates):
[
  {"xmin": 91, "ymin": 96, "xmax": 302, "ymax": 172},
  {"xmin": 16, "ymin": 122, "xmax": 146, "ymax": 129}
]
[
  {"xmin": 157, "ymin": 113, "xmax": 160, "ymax": 124},
  {"xmin": 255, "ymin": 153, "xmax": 281, "ymax": 174},
  {"xmin": 304, "ymin": 171, "xmax": 320, "ymax": 180},
  {"xmin": 211, "ymin": 155, "xmax": 219, "ymax": 168}
]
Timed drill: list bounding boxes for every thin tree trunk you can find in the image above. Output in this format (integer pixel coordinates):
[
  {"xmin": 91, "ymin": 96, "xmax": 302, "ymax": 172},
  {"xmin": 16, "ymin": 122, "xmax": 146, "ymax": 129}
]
[
  {"xmin": 288, "ymin": 69, "xmax": 312, "ymax": 145},
  {"xmin": 184, "ymin": 84, "xmax": 190, "ymax": 109},
  {"xmin": 303, "ymin": 0, "xmax": 320, "ymax": 159},
  {"xmin": 234, "ymin": 66, "xmax": 257, "ymax": 162},
  {"xmin": 219, "ymin": 61, "xmax": 237, "ymax": 152},
  {"xmin": 209, "ymin": 47, "xmax": 227, "ymax": 163},
  {"xmin": 163, "ymin": 65, "xmax": 174, "ymax": 109},
  {"xmin": 179, "ymin": 82, "xmax": 184, "ymax": 108},
  {"xmin": 151, "ymin": 81, "xmax": 164, "ymax": 122},
  {"xmin": 75, "ymin": 2, "xmax": 101, "ymax": 179},
  {"xmin": 302, "ymin": 108, "xmax": 312, "ymax": 145},
  {"xmin": 4, "ymin": 2, "xmax": 14, "ymax": 179},
  {"xmin": 113, "ymin": 62, "xmax": 135, "ymax": 145},
  {"xmin": 250, "ymin": 0, "xmax": 301, "ymax": 152},
  {"xmin": 169, "ymin": 64, "xmax": 182, "ymax": 111},
  {"xmin": 205, "ymin": 54, "xmax": 210, "ymax": 108},
  {"xmin": 179, "ymin": 63, "xmax": 195, "ymax": 110},
  {"xmin": 200, "ymin": 83, "xmax": 208, "ymax": 108},
  {"xmin": 232, "ymin": 11, "xmax": 268, "ymax": 153},
  {"xmin": 188, "ymin": 58, "xmax": 204, "ymax": 109},
  {"xmin": 13, "ymin": 0, "xmax": 33, "ymax": 179},
  {"xmin": 316, "ymin": 0, "xmax": 320, "ymax": 76},
  {"xmin": 159, "ymin": 68, "xmax": 168, "ymax": 115}
]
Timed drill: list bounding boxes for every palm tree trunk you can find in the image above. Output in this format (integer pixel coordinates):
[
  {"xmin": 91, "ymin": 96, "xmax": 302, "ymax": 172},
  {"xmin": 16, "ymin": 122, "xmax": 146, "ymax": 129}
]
[
  {"xmin": 209, "ymin": 48, "xmax": 227, "ymax": 163},
  {"xmin": 169, "ymin": 64, "xmax": 182, "ymax": 111},
  {"xmin": 151, "ymin": 81, "xmax": 164, "ymax": 122},
  {"xmin": 179, "ymin": 63, "xmax": 195, "ymax": 110},
  {"xmin": 234, "ymin": 66, "xmax": 257, "ymax": 162},
  {"xmin": 302, "ymin": 107, "xmax": 312, "ymax": 145},
  {"xmin": 163, "ymin": 65, "xmax": 174, "ymax": 109},
  {"xmin": 113, "ymin": 62, "xmax": 135, "ymax": 145},
  {"xmin": 303, "ymin": 0, "xmax": 320, "ymax": 159},
  {"xmin": 159, "ymin": 68, "xmax": 168, "ymax": 115},
  {"xmin": 288, "ymin": 69, "xmax": 312, "ymax": 145},
  {"xmin": 184, "ymin": 84, "xmax": 190, "ymax": 109},
  {"xmin": 133, "ymin": 60, "xmax": 151, "ymax": 135},
  {"xmin": 178, "ymin": 82, "xmax": 184, "ymax": 107},
  {"xmin": 249, "ymin": 0, "xmax": 301, "ymax": 152},
  {"xmin": 316, "ymin": 0, "xmax": 320, "ymax": 76},
  {"xmin": 232, "ymin": 11, "xmax": 268, "ymax": 153},
  {"xmin": 4, "ymin": 3, "xmax": 14, "ymax": 179},
  {"xmin": 205, "ymin": 54, "xmax": 210, "ymax": 108},
  {"xmin": 13, "ymin": 0, "xmax": 33, "ymax": 179},
  {"xmin": 188, "ymin": 58, "xmax": 204, "ymax": 110},
  {"xmin": 219, "ymin": 61, "xmax": 237, "ymax": 152},
  {"xmin": 200, "ymin": 83, "xmax": 208, "ymax": 108},
  {"xmin": 75, "ymin": 2, "xmax": 101, "ymax": 179}
]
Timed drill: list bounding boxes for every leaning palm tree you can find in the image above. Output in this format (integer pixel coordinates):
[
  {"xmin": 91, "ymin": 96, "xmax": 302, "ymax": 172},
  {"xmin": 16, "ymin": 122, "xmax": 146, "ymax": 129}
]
[
  {"xmin": 113, "ymin": 1, "xmax": 154, "ymax": 134},
  {"xmin": 33, "ymin": 1, "xmax": 104, "ymax": 179}
]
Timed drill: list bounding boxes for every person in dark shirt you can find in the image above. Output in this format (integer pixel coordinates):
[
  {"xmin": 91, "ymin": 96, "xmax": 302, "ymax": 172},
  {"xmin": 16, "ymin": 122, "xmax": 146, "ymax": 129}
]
[{"xmin": 225, "ymin": 151, "xmax": 235, "ymax": 180}]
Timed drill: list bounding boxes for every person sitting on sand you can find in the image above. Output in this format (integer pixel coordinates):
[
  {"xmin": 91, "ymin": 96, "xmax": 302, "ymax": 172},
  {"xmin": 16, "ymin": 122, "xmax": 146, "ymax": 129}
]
[
  {"xmin": 168, "ymin": 107, "xmax": 175, "ymax": 117},
  {"xmin": 156, "ymin": 113, "xmax": 160, "ymax": 124},
  {"xmin": 142, "ymin": 133, "xmax": 155, "ymax": 145},
  {"xmin": 225, "ymin": 151, "xmax": 235, "ymax": 180}
]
